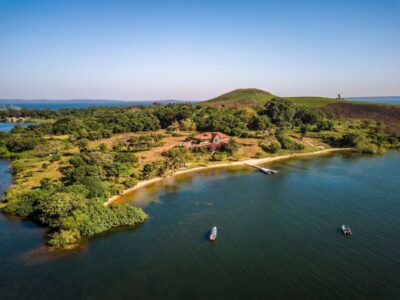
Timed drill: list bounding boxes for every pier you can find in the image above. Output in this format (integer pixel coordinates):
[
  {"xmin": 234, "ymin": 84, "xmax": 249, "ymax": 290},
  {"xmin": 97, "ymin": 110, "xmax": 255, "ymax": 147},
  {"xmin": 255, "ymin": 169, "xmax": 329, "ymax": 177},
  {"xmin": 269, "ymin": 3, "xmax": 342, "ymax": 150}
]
[{"xmin": 245, "ymin": 163, "xmax": 278, "ymax": 175}]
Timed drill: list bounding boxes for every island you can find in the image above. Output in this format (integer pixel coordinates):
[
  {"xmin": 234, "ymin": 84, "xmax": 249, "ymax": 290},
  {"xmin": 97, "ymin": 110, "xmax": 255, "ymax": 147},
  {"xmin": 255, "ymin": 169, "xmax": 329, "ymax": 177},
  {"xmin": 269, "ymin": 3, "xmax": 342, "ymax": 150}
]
[{"xmin": 1, "ymin": 88, "xmax": 399, "ymax": 249}]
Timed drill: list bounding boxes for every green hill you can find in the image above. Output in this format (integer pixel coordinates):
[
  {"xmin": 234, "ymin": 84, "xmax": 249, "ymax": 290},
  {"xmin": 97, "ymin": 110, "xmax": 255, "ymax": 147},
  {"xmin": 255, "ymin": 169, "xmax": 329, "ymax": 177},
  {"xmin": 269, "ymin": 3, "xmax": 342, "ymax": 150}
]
[
  {"xmin": 202, "ymin": 88, "xmax": 341, "ymax": 108},
  {"xmin": 202, "ymin": 88, "xmax": 275, "ymax": 106}
]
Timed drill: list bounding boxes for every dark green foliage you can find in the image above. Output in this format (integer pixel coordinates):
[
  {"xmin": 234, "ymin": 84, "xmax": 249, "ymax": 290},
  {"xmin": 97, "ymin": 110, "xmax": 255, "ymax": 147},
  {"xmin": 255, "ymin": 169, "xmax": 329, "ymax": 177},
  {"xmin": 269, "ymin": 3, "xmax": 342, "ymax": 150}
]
[
  {"xmin": 50, "ymin": 152, "xmax": 61, "ymax": 162},
  {"xmin": 36, "ymin": 192, "xmax": 86, "ymax": 227},
  {"xmin": 249, "ymin": 115, "xmax": 271, "ymax": 131},
  {"xmin": 141, "ymin": 161, "xmax": 167, "ymax": 179},
  {"xmin": 264, "ymin": 98, "xmax": 296, "ymax": 126},
  {"xmin": 161, "ymin": 147, "xmax": 194, "ymax": 172},
  {"xmin": 316, "ymin": 119, "xmax": 335, "ymax": 131},
  {"xmin": 48, "ymin": 229, "xmax": 81, "ymax": 248},
  {"xmin": 106, "ymin": 162, "xmax": 129, "ymax": 179},
  {"xmin": 114, "ymin": 152, "xmax": 138, "ymax": 164},
  {"xmin": 222, "ymin": 138, "xmax": 240, "ymax": 155},
  {"xmin": 128, "ymin": 134, "xmax": 163, "ymax": 152},
  {"xmin": 294, "ymin": 108, "xmax": 323, "ymax": 125},
  {"xmin": 323, "ymin": 133, "xmax": 359, "ymax": 147},
  {"xmin": 3, "ymin": 189, "xmax": 49, "ymax": 217},
  {"xmin": 52, "ymin": 117, "xmax": 84, "ymax": 134},
  {"xmin": 0, "ymin": 146, "xmax": 11, "ymax": 158},
  {"xmin": 6, "ymin": 137, "xmax": 40, "ymax": 152},
  {"xmin": 260, "ymin": 141, "xmax": 282, "ymax": 153},
  {"xmin": 210, "ymin": 152, "xmax": 226, "ymax": 161}
]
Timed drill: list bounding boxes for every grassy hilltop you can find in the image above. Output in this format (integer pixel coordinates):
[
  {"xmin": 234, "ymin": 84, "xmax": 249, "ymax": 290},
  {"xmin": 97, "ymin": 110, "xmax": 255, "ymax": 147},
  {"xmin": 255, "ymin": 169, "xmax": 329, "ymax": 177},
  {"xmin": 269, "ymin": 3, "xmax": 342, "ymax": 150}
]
[{"xmin": 202, "ymin": 88, "xmax": 341, "ymax": 108}]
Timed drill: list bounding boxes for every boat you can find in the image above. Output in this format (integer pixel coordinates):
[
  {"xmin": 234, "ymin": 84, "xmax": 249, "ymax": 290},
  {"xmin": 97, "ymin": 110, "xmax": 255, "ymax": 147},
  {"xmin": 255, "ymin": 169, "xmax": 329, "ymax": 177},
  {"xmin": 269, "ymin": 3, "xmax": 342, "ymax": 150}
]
[
  {"xmin": 209, "ymin": 226, "xmax": 217, "ymax": 241},
  {"xmin": 260, "ymin": 168, "xmax": 278, "ymax": 175},
  {"xmin": 341, "ymin": 225, "xmax": 352, "ymax": 236}
]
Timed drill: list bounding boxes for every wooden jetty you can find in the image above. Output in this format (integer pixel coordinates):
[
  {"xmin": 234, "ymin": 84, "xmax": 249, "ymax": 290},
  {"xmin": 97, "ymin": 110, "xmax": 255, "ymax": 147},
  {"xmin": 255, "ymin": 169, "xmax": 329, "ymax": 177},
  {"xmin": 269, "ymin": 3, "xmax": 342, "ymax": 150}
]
[{"xmin": 245, "ymin": 163, "xmax": 278, "ymax": 175}]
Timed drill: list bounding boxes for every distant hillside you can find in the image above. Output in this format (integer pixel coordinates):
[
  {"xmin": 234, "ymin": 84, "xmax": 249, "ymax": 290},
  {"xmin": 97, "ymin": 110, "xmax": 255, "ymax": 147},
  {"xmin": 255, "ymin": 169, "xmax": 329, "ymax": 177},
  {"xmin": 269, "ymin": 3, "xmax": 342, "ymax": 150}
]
[{"xmin": 202, "ymin": 88, "xmax": 340, "ymax": 108}]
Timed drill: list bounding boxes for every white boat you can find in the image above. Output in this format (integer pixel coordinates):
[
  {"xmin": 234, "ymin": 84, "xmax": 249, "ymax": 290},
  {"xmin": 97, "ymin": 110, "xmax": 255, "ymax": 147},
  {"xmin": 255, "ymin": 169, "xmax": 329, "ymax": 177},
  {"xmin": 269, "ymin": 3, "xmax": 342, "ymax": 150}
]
[
  {"xmin": 341, "ymin": 225, "xmax": 352, "ymax": 236},
  {"xmin": 209, "ymin": 226, "xmax": 217, "ymax": 240}
]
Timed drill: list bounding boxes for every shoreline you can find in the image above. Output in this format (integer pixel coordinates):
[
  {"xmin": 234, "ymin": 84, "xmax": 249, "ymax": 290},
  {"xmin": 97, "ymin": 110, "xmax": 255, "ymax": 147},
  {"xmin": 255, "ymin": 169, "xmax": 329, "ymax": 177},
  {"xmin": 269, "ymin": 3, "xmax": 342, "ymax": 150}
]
[{"xmin": 105, "ymin": 147, "xmax": 352, "ymax": 206}]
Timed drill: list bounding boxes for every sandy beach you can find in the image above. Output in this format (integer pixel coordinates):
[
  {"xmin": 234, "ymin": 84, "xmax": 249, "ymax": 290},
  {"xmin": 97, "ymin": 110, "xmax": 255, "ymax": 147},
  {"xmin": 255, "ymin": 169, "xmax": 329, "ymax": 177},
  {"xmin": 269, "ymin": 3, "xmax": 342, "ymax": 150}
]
[{"xmin": 105, "ymin": 148, "xmax": 352, "ymax": 206}]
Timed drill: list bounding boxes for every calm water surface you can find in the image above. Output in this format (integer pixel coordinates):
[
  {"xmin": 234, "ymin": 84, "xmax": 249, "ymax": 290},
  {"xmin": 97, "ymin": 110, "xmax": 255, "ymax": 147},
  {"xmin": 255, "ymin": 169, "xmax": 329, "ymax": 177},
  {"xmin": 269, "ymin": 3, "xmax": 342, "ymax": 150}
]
[
  {"xmin": 0, "ymin": 152, "xmax": 399, "ymax": 299},
  {"xmin": 0, "ymin": 122, "xmax": 36, "ymax": 132},
  {"xmin": 346, "ymin": 96, "xmax": 400, "ymax": 105}
]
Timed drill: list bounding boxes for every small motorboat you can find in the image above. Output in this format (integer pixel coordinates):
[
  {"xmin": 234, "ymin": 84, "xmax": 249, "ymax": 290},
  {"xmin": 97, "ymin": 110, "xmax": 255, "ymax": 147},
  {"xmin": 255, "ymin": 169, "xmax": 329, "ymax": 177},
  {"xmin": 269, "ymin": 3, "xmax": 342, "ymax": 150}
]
[
  {"xmin": 341, "ymin": 225, "xmax": 352, "ymax": 236},
  {"xmin": 209, "ymin": 226, "xmax": 217, "ymax": 241}
]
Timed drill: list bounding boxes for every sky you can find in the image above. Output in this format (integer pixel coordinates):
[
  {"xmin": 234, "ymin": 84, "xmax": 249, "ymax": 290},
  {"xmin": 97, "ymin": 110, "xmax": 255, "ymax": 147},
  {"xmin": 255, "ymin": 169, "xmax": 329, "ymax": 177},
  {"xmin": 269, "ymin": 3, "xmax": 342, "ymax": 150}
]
[{"xmin": 0, "ymin": 0, "xmax": 399, "ymax": 100}]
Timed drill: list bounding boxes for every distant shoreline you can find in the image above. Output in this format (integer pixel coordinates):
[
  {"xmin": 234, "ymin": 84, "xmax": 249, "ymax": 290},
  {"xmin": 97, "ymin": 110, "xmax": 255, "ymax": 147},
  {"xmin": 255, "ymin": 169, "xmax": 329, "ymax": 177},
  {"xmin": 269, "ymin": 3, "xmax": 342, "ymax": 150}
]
[{"xmin": 105, "ymin": 148, "xmax": 352, "ymax": 206}]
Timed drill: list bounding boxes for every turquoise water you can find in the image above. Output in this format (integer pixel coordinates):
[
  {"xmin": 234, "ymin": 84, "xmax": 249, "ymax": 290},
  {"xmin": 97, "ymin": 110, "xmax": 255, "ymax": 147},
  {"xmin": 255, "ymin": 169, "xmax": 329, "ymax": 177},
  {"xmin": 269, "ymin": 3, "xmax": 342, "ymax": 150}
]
[{"xmin": 0, "ymin": 152, "xmax": 399, "ymax": 299}]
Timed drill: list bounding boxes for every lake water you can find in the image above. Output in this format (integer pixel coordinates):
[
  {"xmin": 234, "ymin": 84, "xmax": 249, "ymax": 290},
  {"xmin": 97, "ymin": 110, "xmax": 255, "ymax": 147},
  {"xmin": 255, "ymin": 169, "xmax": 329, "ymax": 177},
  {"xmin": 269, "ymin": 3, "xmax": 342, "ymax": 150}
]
[
  {"xmin": 346, "ymin": 97, "xmax": 400, "ymax": 105},
  {"xmin": 0, "ymin": 122, "xmax": 36, "ymax": 132},
  {"xmin": 0, "ymin": 152, "xmax": 399, "ymax": 299},
  {"xmin": 0, "ymin": 99, "xmax": 192, "ymax": 110}
]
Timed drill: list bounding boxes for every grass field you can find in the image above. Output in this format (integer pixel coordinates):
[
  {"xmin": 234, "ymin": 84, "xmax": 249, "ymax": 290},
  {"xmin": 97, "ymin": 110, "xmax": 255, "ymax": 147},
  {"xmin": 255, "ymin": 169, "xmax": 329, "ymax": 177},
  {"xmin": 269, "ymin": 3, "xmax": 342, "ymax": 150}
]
[{"xmin": 285, "ymin": 96, "xmax": 342, "ymax": 107}]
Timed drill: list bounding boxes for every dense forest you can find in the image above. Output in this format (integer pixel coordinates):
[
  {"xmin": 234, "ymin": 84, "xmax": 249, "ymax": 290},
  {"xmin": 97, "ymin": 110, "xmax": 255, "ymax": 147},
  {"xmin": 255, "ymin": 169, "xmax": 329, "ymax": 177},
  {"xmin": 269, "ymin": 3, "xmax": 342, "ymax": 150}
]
[{"xmin": 1, "ymin": 98, "xmax": 399, "ymax": 248}]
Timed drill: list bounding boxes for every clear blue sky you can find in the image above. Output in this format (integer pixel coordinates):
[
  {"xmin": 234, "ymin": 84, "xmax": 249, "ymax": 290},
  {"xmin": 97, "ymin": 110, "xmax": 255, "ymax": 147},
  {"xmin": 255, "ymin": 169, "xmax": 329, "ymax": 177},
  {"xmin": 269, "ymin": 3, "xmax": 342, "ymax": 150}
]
[{"xmin": 0, "ymin": 0, "xmax": 399, "ymax": 100}]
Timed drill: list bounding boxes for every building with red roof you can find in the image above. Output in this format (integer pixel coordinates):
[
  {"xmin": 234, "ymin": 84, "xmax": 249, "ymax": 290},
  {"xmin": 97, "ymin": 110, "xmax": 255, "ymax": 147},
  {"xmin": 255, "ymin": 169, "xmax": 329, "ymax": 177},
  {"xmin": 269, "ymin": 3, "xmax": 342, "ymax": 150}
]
[{"xmin": 192, "ymin": 132, "xmax": 230, "ymax": 145}]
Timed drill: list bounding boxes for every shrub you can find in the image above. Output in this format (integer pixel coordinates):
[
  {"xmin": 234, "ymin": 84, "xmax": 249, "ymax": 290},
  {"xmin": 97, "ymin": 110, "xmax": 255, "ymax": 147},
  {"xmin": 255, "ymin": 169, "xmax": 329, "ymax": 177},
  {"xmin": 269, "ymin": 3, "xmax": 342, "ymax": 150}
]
[
  {"xmin": 210, "ymin": 152, "xmax": 227, "ymax": 161},
  {"xmin": 276, "ymin": 132, "xmax": 304, "ymax": 150},
  {"xmin": 260, "ymin": 141, "xmax": 282, "ymax": 153},
  {"xmin": 3, "ymin": 189, "xmax": 48, "ymax": 217},
  {"xmin": 48, "ymin": 229, "xmax": 81, "ymax": 248},
  {"xmin": 50, "ymin": 152, "xmax": 61, "ymax": 162},
  {"xmin": 254, "ymin": 152, "xmax": 267, "ymax": 158},
  {"xmin": 223, "ymin": 138, "xmax": 240, "ymax": 155}
]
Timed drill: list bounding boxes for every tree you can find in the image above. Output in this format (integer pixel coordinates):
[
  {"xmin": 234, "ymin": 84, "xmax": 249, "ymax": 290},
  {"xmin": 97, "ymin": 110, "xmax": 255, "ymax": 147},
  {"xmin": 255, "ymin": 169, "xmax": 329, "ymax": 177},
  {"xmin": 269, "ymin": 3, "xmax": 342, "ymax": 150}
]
[
  {"xmin": 223, "ymin": 138, "xmax": 240, "ymax": 155},
  {"xmin": 249, "ymin": 115, "xmax": 271, "ymax": 131},
  {"xmin": 264, "ymin": 98, "xmax": 295, "ymax": 126},
  {"xmin": 36, "ymin": 192, "xmax": 86, "ymax": 227},
  {"xmin": 106, "ymin": 162, "xmax": 129, "ymax": 179},
  {"xmin": 112, "ymin": 141, "xmax": 125, "ymax": 152},
  {"xmin": 180, "ymin": 118, "xmax": 197, "ymax": 131}
]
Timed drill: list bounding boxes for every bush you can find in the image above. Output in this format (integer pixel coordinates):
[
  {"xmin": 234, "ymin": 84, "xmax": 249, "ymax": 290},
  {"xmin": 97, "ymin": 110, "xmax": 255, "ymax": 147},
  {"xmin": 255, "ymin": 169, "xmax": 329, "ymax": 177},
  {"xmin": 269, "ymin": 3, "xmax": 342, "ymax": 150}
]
[
  {"xmin": 276, "ymin": 132, "xmax": 304, "ymax": 150},
  {"xmin": 77, "ymin": 201, "xmax": 147, "ymax": 236},
  {"xmin": 210, "ymin": 152, "xmax": 227, "ymax": 161},
  {"xmin": 3, "ymin": 190, "xmax": 48, "ymax": 217},
  {"xmin": 254, "ymin": 152, "xmax": 267, "ymax": 158},
  {"xmin": 316, "ymin": 120, "xmax": 335, "ymax": 131},
  {"xmin": 0, "ymin": 146, "xmax": 11, "ymax": 158},
  {"xmin": 6, "ymin": 138, "xmax": 40, "ymax": 153},
  {"xmin": 123, "ymin": 177, "xmax": 138, "ymax": 189},
  {"xmin": 48, "ymin": 229, "xmax": 81, "ymax": 248},
  {"xmin": 260, "ymin": 141, "xmax": 281, "ymax": 153},
  {"xmin": 223, "ymin": 138, "xmax": 240, "ymax": 155},
  {"xmin": 50, "ymin": 152, "xmax": 61, "ymax": 162}
]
